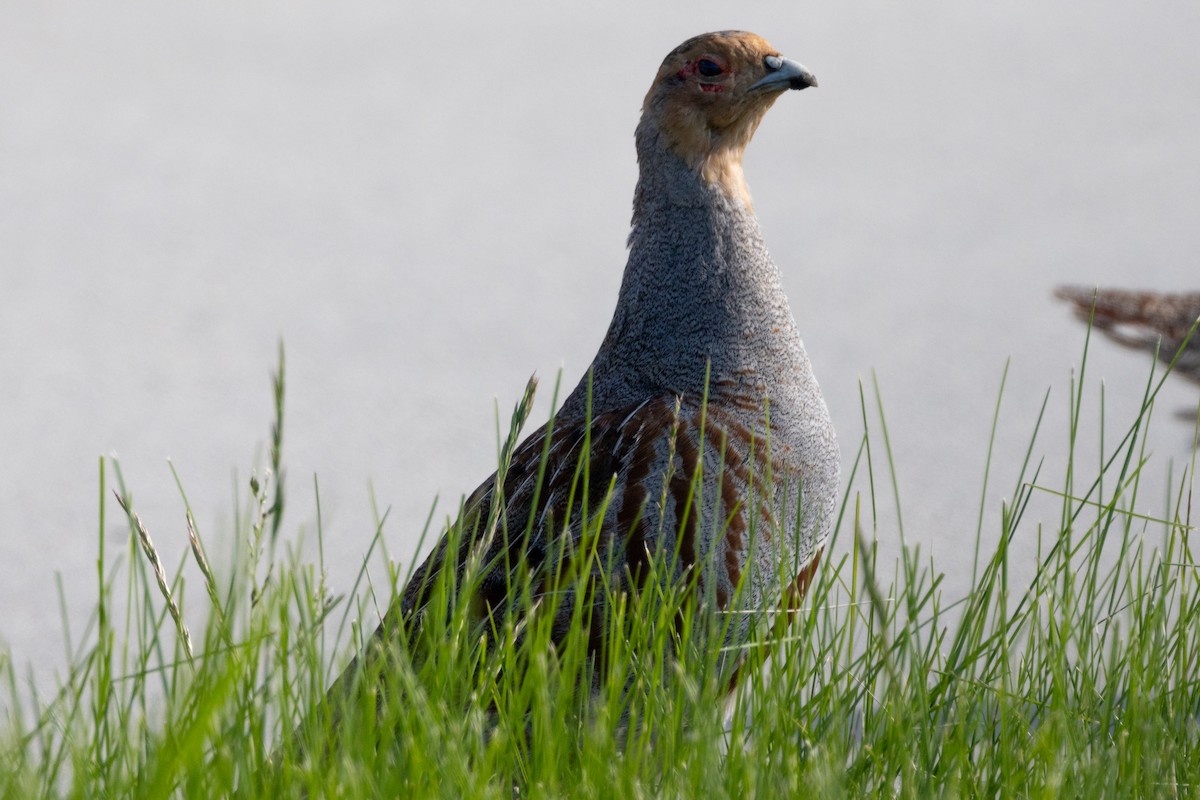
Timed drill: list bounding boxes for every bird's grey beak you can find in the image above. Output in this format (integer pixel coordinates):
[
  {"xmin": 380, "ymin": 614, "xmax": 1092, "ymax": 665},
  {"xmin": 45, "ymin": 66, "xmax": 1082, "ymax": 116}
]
[{"xmin": 750, "ymin": 56, "xmax": 818, "ymax": 92}]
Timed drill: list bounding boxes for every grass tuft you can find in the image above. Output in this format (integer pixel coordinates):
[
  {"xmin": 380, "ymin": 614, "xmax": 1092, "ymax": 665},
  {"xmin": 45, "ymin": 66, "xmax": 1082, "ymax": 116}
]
[{"xmin": 1, "ymin": 337, "xmax": 1198, "ymax": 797}]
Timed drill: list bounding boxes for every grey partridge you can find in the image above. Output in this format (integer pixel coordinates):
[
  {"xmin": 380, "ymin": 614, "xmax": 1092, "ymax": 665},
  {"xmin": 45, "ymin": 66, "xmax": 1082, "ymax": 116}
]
[
  {"xmin": 338, "ymin": 31, "xmax": 839, "ymax": 706},
  {"xmin": 1055, "ymin": 286, "xmax": 1200, "ymax": 385}
]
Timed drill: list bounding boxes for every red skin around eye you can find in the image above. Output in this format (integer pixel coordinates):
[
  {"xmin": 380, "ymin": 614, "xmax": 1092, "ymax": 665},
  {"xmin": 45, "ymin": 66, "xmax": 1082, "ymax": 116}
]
[{"xmin": 677, "ymin": 60, "xmax": 729, "ymax": 91}]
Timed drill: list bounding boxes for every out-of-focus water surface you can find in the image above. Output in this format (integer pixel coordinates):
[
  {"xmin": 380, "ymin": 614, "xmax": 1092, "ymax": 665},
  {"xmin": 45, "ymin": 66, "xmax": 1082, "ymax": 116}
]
[{"xmin": 2, "ymin": 2, "xmax": 1197, "ymax": 686}]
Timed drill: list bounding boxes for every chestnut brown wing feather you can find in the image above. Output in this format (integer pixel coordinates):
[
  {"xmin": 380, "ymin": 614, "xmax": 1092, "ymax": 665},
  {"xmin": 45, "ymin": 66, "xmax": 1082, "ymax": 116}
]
[{"xmin": 361, "ymin": 393, "xmax": 794, "ymax": 671}]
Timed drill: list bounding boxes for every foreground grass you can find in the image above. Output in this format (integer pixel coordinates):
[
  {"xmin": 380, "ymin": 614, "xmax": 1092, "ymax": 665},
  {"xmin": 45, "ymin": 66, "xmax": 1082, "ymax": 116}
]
[{"xmin": 1, "ymin": 342, "xmax": 1198, "ymax": 798}]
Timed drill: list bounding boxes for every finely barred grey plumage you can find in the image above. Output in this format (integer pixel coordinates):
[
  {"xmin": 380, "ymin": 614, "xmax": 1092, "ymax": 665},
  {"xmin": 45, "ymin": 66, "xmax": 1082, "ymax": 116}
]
[
  {"xmin": 335, "ymin": 31, "xmax": 839, "ymax": 703},
  {"xmin": 1055, "ymin": 286, "xmax": 1200, "ymax": 384}
]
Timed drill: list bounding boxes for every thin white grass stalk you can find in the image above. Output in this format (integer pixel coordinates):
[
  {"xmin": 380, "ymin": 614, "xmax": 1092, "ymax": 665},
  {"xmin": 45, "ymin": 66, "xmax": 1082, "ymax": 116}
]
[
  {"xmin": 168, "ymin": 459, "xmax": 225, "ymax": 621},
  {"xmin": 114, "ymin": 493, "xmax": 194, "ymax": 660},
  {"xmin": 268, "ymin": 341, "xmax": 286, "ymax": 548},
  {"xmin": 249, "ymin": 469, "xmax": 272, "ymax": 562},
  {"xmin": 718, "ymin": 596, "xmax": 893, "ymax": 621},
  {"xmin": 185, "ymin": 510, "xmax": 220, "ymax": 611},
  {"xmin": 248, "ymin": 469, "xmax": 277, "ymax": 606}
]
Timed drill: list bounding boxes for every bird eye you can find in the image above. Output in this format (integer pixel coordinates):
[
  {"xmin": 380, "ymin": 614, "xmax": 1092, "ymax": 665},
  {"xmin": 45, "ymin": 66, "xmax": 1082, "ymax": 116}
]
[
  {"xmin": 764, "ymin": 55, "xmax": 783, "ymax": 71},
  {"xmin": 696, "ymin": 59, "xmax": 723, "ymax": 78}
]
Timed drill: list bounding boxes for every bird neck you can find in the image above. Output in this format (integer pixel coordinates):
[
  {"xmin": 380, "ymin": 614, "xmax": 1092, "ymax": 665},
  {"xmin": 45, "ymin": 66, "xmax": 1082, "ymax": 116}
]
[{"xmin": 559, "ymin": 117, "xmax": 807, "ymax": 419}]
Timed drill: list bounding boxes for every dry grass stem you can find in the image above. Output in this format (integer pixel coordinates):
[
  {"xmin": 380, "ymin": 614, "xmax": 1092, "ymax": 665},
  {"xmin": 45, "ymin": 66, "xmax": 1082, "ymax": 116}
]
[{"xmin": 115, "ymin": 492, "xmax": 194, "ymax": 660}]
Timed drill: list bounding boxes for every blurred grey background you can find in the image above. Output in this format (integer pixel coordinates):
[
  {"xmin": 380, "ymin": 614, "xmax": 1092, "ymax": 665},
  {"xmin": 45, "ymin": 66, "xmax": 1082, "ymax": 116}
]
[{"xmin": 2, "ymin": 2, "xmax": 1197, "ymax": 686}]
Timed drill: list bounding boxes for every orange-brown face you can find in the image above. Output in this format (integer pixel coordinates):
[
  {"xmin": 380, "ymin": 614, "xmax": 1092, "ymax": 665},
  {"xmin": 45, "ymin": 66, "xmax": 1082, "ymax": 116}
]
[
  {"xmin": 643, "ymin": 31, "xmax": 817, "ymax": 205},
  {"xmin": 646, "ymin": 31, "xmax": 815, "ymax": 145}
]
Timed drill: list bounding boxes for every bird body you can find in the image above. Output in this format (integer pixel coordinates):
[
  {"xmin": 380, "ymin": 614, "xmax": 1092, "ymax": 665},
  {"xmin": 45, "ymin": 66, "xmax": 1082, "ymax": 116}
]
[
  {"xmin": 342, "ymin": 31, "xmax": 837, "ymax": 704},
  {"xmin": 1055, "ymin": 286, "xmax": 1200, "ymax": 384}
]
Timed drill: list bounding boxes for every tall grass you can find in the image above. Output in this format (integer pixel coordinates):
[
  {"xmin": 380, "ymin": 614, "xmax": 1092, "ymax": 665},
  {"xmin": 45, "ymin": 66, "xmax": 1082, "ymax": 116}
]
[{"xmin": 0, "ymin": 337, "xmax": 1197, "ymax": 798}]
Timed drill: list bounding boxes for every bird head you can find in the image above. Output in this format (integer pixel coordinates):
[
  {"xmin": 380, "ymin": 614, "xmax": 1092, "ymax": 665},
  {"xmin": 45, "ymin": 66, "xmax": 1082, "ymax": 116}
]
[{"xmin": 641, "ymin": 31, "xmax": 817, "ymax": 208}]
